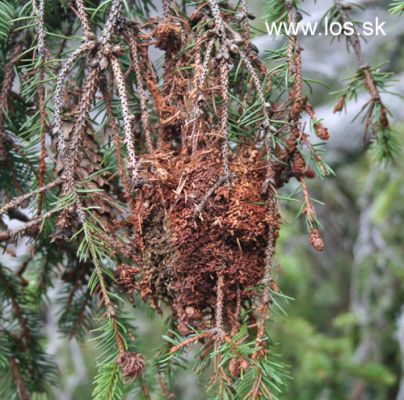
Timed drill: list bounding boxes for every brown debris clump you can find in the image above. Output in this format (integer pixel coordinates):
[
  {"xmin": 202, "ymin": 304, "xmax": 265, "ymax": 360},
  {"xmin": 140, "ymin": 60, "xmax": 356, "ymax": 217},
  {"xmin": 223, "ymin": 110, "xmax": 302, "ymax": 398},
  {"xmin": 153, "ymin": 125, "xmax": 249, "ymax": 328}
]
[
  {"xmin": 136, "ymin": 146, "xmax": 280, "ymax": 335},
  {"xmin": 154, "ymin": 20, "xmax": 183, "ymax": 52}
]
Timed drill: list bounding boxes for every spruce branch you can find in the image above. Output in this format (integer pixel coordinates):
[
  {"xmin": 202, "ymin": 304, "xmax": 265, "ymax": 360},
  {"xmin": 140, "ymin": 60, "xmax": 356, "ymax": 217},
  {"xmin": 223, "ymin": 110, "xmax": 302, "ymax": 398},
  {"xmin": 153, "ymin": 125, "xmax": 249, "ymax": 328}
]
[
  {"xmin": 219, "ymin": 58, "xmax": 230, "ymax": 178},
  {"xmin": 332, "ymin": 0, "xmax": 394, "ymax": 154},
  {"xmin": 168, "ymin": 331, "xmax": 212, "ymax": 354},
  {"xmin": 0, "ymin": 42, "xmax": 23, "ymax": 162},
  {"xmin": 100, "ymin": 0, "xmax": 123, "ymax": 46},
  {"xmin": 110, "ymin": 55, "xmax": 140, "ymax": 187},
  {"xmin": 239, "ymin": 0, "xmax": 250, "ymax": 40},
  {"xmin": 0, "ymin": 209, "xmax": 58, "ymax": 242},
  {"xmin": 53, "ymin": 41, "xmax": 96, "ymax": 158},
  {"xmin": 0, "ymin": 266, "xmax": 33, "ymax": 343},
  {"xmin": 9, "ymin": 356, "xmax": 29, "ymax": 400},
  {"xmin": 63, "ymin": 66, "xmax": 101, "ymax": 193},
  {"xmin": 74, "ymin": 0, "xmax": 94, "ymax": 40},
  {"xmin": 100, "ymin": 81, "xmax": 133, "ymax": 203},
  {"xmin": 34, "ymin": 0, "xmax": 49, "ymax": 215},
  {"xmin": 200, "ymin": 37, "xmax": 216, "ymax": 88},
  {"xmin": 0, "ymin": 178, "xmax": 63, "ymax": 217},
  {"xmin": 125, "ymin": 31, "xmax": 154, "ymax": 152}
]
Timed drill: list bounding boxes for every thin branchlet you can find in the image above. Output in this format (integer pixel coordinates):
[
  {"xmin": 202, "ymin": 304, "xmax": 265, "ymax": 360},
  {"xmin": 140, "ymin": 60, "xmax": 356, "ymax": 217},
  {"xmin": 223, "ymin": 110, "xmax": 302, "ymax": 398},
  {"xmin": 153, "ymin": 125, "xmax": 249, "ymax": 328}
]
[
  {"xmin": 100, "ymin": 0, "xmax": 123, "ymax": 46},
  {"xmin": 200, "ymin": 37, "xmax": 215, "ymax": 87},
  {"xmin": 239, "ymin": 0, "xmax": 250, "ymax": 40},
  {"xmin": 36, "ymin": 0, "xmax": 46, "ymax": 59},
  {"xmin": 126, "ymin": 33, "xmax": 154, "ymax": 152},
  {"xmin": 0, "ymin": 178, "xmax": 63, "ymax": 216},
  {"xmin": 100, "ymin": 82, "xmax": 133, "ymax": 202},
  {"xmin": 53, "ymin": 41, "xmax": 95, "ymax": 157},
  {"xmin": 219, "ymin": 58, "xmax": 230, "ymax": 178},
  {"xmin": 35, "ymin": 0, "xmax": 48, "ymax": 214},
  {"xmin": 208, "ymin": 0, "xmax": 226, "ymax": 34},
  {"xmin": 0, "ymin": 44, "xmax": 22, "ymax": 161},
  {"xmin": 75, "ymin": 0, "xmax": 93, "ymax": 40},
  {"xmin": 110, "ymin": 56, "xmax": 139, "ymax": 186},
  {"xmin": 63, "ymin": 67, "xmax": 100, "ymax": 193},
  {"xmin": 333, "ymin": 0, "xmax": 389, "ymax": 131},
  {"xmin": 0, "ymin": 209, "xmax": 57, "ymax": 242},
  {"xmin": 9, "ymin": 356, "xmax": 29, "ymax": 400},
  {"xmin": 194, "ymin": 174, "xmax": 231, "ymax": 217}
]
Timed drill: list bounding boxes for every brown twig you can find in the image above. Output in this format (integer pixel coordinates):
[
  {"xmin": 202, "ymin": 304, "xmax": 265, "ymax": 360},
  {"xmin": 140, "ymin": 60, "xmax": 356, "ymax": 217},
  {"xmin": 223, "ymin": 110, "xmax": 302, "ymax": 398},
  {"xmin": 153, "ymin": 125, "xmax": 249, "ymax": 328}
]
[
  {"xmin": 125, "ymin": 32, "xmax": 154, "ymax": 152},
  {"xmin": 0, "ymin": 209, "xmax": 58, "ymax": 242},
  {"xmin": 0, "ymin": 43, "xmax": 23, "ymax": 161},
  {"xmin": 9, "ymin": 356, "xmax": 29, "ymax": 400},
  {"xmin": 74, "ymin": 0, "xmax": 93, "ymax": 40},
  {"xmin": 110, "ymin": 56, "xmax": 140, "ymax": 187},
  {"xmin": 35, "ymin": 0, "xmax": 48, "ymax": 215},
  {"xmin": 0, "ymin": 266, "xmax": 33, "ymax": 343},
  {"xmin": 100, "ymin": 80, "xmax": 133, "ymax": 203},
  {"xmin": 169, "ymin": 332, "xmax": 212, "ymax": 353},
  {"xmin": 334, "ymin": 0, "xmax": 389, "ymax": 130},
  {"xmin": 63, "ymin": 67, "xmax": 100, "ymax": 193},
  {"xmin": 0, "ymin": 178, "xmax": 63, "ymax": 216}
]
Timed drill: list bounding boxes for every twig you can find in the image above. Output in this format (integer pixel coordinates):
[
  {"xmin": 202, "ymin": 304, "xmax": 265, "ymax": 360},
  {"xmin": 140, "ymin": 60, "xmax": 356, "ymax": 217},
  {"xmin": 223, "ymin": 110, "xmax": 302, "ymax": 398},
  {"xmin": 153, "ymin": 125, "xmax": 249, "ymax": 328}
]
[
  {"xmin": 9, "ymin": 357, "xmax": 29, "ymax": 400},
  {"xmin": 194, "ymin": 174, "xmax": 231, "ymax": 217},
  {"xmin": 0, "ymin": 178, "xmax": 63, "ymax": 216},
  {"xmin": 53, "ymin": 41, "xmax": 95, "ymax": 157},
  {"xmin": 169, "ymin": 332, "xmax": 212, "ymax": 353},
  {"xmin": 36, "ymin": 0, "xmax": 48, "ymax": 214},
  {"xmin": 0, "ymin": 266, "xmax": 34, "ymax": 343},
  {"xmin": 63, "ymin": 67, "xmax": 100, "ymax": 193},
  {"xmin": 215, "ymin": 273, "xmax": 225, "ymax": 340},
  {"xmin": 100, "ymin": 0, "xmax": 122, "ymax": 46},
  {"xmin": 219, "ymin": 58, "xmax": 230, "ymax": 178},
  {"xmin": 0, "ymin": 209, "xmax": 57, "ymax": 242},
  {"xmin": 334, "ymin": 0, "xmax": 389, "ymax": 129},
  {"xmin": 100, "ymin": 81, "xmax": 132, "ymax": 202},
  {"xmin": 74, "ymin": 0, "xmax": 93, "ymax": 40},
  {"xmin": 0, "ymin": 44, "xmax": 23, "ymax": 161},
  {"xmin": 126, "ymin": 33, "xmax": 154, "ymax": 152},
  {"xmin": 110, "ymin": 56, "xmax": 139, "ymax": 186}
]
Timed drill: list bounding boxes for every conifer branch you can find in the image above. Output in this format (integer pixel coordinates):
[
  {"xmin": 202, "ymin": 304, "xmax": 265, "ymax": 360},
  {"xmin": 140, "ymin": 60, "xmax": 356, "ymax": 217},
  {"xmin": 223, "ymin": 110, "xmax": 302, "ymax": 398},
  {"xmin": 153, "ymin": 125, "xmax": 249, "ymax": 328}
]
[
  {"xmin": 100, "ymin": 82, "xmax": 133, "ymax": 203},
  {"xmin": 300, "ymin": 177, "xmax": 324, "ymax": 252},
  {"xmin": 9, "ymin": 356, "xmax": 29, "ymax": 400},
  {"xmin": 0, "ymin": 179, "xmax": 63, "ymax": 216},
  {"xmin": 0, "ymin": 209, "xmax": 57, "ymax": 242},
  {"xmin": 53, "ymin": 41, "xmax": 96, "ymax": 157},
  {"xmin": 219, "ymin": 58, "xmax": 230, "ymax": 178},
  {"xmin": 125, "ymin": 32, "xmax": 154, "ymax": 152},
  {"xmin": 333, "ymin": 0, "xmax": 392, "ymax": 146},
  {"xmin": 110, "ymin": 56, "xmax": 140, "ymax": 187},
  {"xmin": 100, "ymin": 0, "xmax": 123, "ymax": 46},
  {"xmin": 35, "ymin": 0, "xmax": 49, "ymax": 214},
  {"xmin": 63, "ymin": 67, "xmax": 100, "ymax": 192},
  {"xmin": 0, "ymin": 266, "xmax": 33, "ymax": 343},
  {"xmin": 74, "ymin": 0, "xmax": 93, "ymax": 40},
  {"xmin": 0, "ymin": 43, "xmax": 22, "ymax": 162}
]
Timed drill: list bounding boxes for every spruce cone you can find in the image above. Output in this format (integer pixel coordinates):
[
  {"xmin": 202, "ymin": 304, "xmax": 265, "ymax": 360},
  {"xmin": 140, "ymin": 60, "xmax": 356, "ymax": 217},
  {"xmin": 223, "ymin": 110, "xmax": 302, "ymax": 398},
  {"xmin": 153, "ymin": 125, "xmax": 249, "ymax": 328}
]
[
  {"xmin": 118, "ymin": 352, "xmax": 145, "ymax": 379},
  {"xmin": 314, "ymin": 124, "xmax": 330, "ymax": 141},
  {"xmin": 333, "ymin": 96, "xmax": 345, "ymax": 113},
  {"xmin": 310, "ymin": 229, "xmax": 324, "ymax": 252}
]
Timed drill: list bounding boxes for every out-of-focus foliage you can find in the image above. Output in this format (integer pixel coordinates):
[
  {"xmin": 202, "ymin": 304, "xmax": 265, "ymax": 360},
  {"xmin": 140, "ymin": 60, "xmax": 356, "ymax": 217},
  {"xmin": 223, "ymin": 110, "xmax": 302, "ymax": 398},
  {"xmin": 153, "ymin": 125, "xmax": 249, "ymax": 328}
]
[
  {"xmin": 390, "ymin": 1, "xmax": 404, "ymax": 14},
  {"xmin": 272, "ymin": 129, "xmax": 404, "ymax": 399}
]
